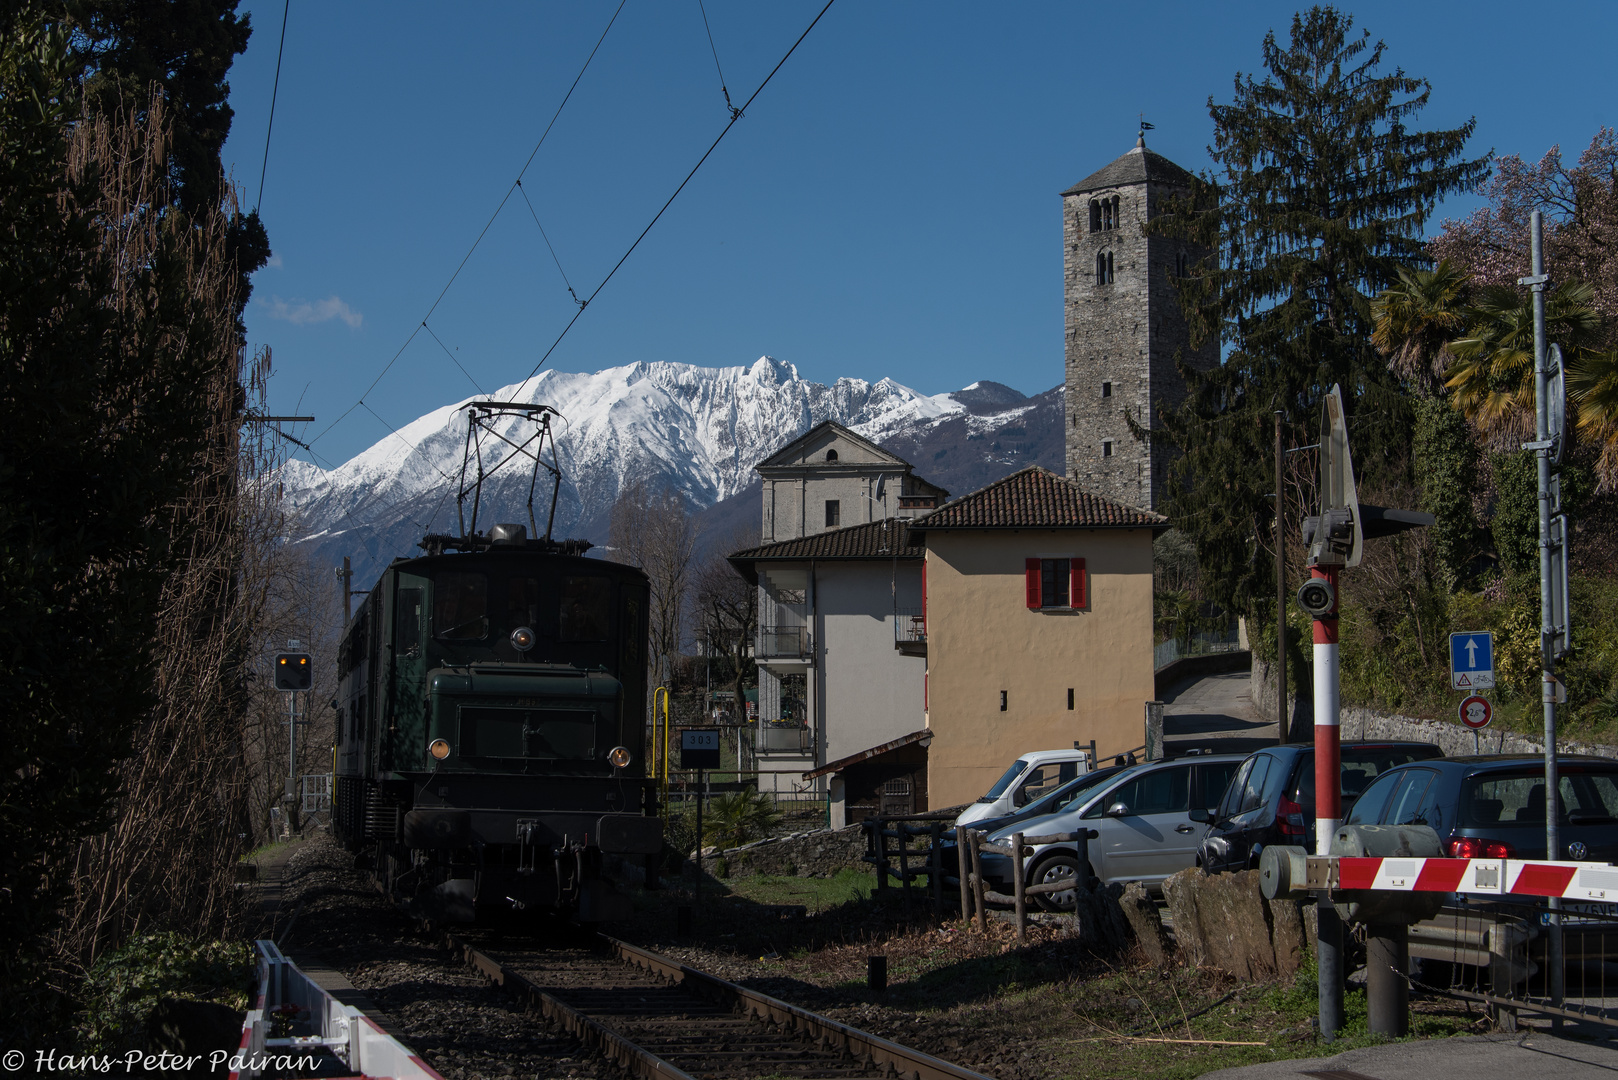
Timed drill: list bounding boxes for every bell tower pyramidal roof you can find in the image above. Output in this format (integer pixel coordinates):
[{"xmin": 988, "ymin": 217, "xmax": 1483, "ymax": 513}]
[{"xmin": 1061, "ymin": 132, "xmax": 1197, "ymax": 197}]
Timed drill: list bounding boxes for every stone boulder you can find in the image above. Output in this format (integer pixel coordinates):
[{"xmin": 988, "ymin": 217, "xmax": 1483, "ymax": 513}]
[
  {"xmin": 1119, "ymin": 881, "xmax": 1173, "ymax": 967},
  {"xmin": 1160, "ymin": 868, "xmax": 1308, "ymax": 979}
]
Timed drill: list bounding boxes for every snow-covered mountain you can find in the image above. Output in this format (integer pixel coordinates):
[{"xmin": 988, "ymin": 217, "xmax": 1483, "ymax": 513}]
[{"xmin": 283, "ymin": 357, "xmax": 1060, "ymax": 587}]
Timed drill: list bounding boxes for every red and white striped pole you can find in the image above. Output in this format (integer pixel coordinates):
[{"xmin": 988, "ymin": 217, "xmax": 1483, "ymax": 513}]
[
  {"xmin": 1312, "ymin": 565, "xmax": 1341, "ymax": 856},
  {"xmin": 1310, "ymin": 563, "xmax": 1344, "ymax": 1039}
]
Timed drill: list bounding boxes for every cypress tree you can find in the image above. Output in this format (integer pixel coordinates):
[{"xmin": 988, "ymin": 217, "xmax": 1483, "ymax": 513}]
[{"xmin": 1148, "ymin": 6, "xmax": 1490, "ymax": 617}]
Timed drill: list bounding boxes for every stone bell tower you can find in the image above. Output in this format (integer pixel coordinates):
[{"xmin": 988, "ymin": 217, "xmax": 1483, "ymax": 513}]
[{"xmin": 1061, "ymin": 132, "xmax": 1216, "ymax": 511}]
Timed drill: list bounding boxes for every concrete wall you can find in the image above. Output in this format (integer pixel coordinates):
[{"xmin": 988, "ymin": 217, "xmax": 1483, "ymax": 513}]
[
  {"xmin": 815, "ymin": 560, "xmax": 926, "ymax": 765},
  {"xmin": 924, "ymin": 527, "xmax": 1157, "ymax": 807}
]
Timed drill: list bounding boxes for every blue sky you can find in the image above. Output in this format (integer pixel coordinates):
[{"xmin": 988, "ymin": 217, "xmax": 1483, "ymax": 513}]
[{"xmin": 219, "ymin": 1, "xmax": 1618, "ymax": 468}]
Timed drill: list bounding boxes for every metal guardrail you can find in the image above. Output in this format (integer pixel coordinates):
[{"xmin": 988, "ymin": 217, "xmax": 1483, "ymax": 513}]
[
  {"xmin": 1152, "ymin": 633, "xmax": 1242, "ymax": 670},
  {"xmin": 232, "ymin": 940, "xmax": 443, "ymax": 1080},
  {"xmin": 1413, "ymin": 898, "xmax": 1618, "ymax": 1031}
]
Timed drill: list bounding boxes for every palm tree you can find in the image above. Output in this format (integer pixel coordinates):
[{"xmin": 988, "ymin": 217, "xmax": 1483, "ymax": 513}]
[
  {"xmin": 1567, "ymin": 345, "xmax": 1618, "ymax": 489},
  {"xmin": 702, "ymin": 789, "xmax": 783, "ymax": 852},
  {"xmin": 1370, "ymin": 259, "xmax": 1472, "ymax": 396},
  {"xmin": 1444, "ymin": 280, "xmax": 1602, "ymax": 443}
]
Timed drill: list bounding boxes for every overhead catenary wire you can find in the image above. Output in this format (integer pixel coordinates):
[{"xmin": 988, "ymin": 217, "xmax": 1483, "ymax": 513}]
[
  {"xmin": 696, "ymin": 0, "xmax": 740, "ymax": 119},
  {"xmin": 422, "ymin": 321, "xmax": 489, "ymax": 396},
  {"xmin": 358, "ymin": 401, "xmax": 459, "ymax": 490},
  {"xmin": 516, "ymin": 179, "xmax": 583, "ymax": 308},
  {"xmin": 255, "ymin": 0, "xmax": 290, "ymax": 212},
  {"xmin": 307, "ymin": 0, "xmax": 627, "ymax": 452},
  {"xmin": 299, "ymin": 1, "xmax": 835, "ymax": 549},
  {"xmin": 510, "ymin": 0, "xmax": 837, "ymax": 401}
]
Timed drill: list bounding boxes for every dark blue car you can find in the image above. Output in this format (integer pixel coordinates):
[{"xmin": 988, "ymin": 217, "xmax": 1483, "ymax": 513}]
[
  {"xmin": 1196, "ymin": 741, "xmax": 1443, "ymax": 873},
  {"xmin": 1342, "ymin": 755, "xmax": 1618, "ymax": 862}
]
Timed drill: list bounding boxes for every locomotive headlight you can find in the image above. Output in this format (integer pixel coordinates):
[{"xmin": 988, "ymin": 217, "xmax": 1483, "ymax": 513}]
[
  {"xmin": 608, "ymin": 745, "xmax": 632, "ymax": 769},
  {"xmin": 510, "ymin": 625, "xmax": 536, "ymax": 653},
  {"xmin": 428, "ymin": 738, "xmax": 451, "ymax": 760}
]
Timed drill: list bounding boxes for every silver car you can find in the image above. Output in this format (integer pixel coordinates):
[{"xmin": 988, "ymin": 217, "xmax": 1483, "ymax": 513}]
[{"xmin": 972, "ymin": 754, "xmax": 1245, "ymax": 908}]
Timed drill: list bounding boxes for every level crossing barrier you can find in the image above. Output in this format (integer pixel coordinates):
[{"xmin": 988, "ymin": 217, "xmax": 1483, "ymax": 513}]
[{"xmin": 1264, "ymin": 846, "xmax": 1618, "ymax": 1033}]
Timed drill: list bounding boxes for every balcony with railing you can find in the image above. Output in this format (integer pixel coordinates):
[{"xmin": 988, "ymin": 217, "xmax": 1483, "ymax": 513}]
[
  {"xmin": 753, "ymin": 625, "xmax": 815, "ymax": 667},
  {"xmin": 756, "ymin": 721, "xmax": 813, "ymax": 755},
  {"xmin": 893, "ymin": 606, "xmax": 926, "ymax": 657}
]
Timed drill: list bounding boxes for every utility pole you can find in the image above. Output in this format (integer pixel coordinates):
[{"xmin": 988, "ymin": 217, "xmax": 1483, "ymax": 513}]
[
  {"xmin": 1275, "ymin": 411, "xmax": 1288, "ymax": 744},
  {"xmin": 1524, "ymin": 209, "xmax": 1565, "ymax": 1015},
  {"xmin": 336, "ymin": 556, "xmax": 367, "ymax": 623}
]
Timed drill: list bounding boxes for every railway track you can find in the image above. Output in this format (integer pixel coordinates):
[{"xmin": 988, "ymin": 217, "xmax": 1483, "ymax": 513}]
[{"xmin": 449, "ymin": 930, "xmax": 993, "ymax": 1080}]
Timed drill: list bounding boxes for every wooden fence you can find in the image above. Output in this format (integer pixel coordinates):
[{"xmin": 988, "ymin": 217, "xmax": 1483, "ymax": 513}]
[{"xmin": 861, "ymin": 814, "xmax": 1091, "ymax": 943}]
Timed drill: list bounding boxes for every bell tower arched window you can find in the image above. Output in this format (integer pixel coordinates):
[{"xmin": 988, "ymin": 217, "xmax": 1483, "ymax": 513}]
[{"xmin": 1096, "ymin": 250, "xmax": 1114, "ymax": 285}]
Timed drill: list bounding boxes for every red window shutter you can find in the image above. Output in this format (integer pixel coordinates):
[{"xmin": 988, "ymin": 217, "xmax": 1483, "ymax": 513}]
[
  {"xmin": 1025, "ymin": 558, "xmax": 1041, "ymax": 609},
  {"xmin": 1071, "ymin": 558, "xmax": 1087, "ymax": 609}
]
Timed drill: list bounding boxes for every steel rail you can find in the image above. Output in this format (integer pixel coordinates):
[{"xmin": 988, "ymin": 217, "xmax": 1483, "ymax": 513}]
[
  {"xmin": 449, "ymin": 929, "xmax": 993, "ymax": 1080},
  {"xmin": 603, "ymin": 935, "xmax": 992, "ymax": 1080},
  {"xmin": 453, "ymin": 938, "xmax": 699, "ymax": 1079}
]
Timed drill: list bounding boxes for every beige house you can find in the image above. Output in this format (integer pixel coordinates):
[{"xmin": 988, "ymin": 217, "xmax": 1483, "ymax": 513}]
[{"xmin": 907, "ymin": 466, "xmax": 1166, "ymax": 808}]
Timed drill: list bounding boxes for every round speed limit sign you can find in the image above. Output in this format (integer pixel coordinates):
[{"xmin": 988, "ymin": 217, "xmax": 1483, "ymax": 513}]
[{"xmin": 1458, "ymin": 695, "xmax": 1492, "ymax": 730}]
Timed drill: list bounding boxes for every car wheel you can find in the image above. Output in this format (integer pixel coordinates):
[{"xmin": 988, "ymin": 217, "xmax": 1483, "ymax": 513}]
[{"xmin": 1030, "ymin": 854, "xmax": 1085, "ymax": 912}]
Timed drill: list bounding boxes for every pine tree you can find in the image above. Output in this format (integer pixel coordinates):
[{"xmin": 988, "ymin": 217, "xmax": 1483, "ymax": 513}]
[{"xmin": 1148, "ymin": 6, "xmax": 1490, "ymax": 617}]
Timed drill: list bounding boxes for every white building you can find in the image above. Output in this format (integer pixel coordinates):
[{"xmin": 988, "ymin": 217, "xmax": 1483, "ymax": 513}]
[{"xmin": 728, "ymin": 422, "xmax": 944, "ymax": 820}]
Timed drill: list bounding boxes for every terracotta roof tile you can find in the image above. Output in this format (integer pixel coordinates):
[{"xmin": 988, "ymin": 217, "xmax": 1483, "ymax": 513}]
[
  {"xmin": 909, "ymin": 466, "xmax": 1168, "ymax": 531},
  {"xmin": 728, "ymin": 518, "xmax": 922, "ymax": 563}
]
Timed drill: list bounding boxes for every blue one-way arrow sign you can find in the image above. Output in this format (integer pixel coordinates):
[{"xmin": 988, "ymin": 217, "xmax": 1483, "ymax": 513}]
[{"xmin": 1450, "ymin": 631, "xmax": 1495, "ymax": 690}]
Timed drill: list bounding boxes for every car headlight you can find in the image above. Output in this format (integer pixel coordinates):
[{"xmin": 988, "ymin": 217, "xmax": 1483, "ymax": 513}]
[
  {"xmin": 429, "ymin": 739, "xmax": 451, "ymax": 760},
  {"xmin": 510, "ymin": 626, "xmax": 536, "ymax": 652},
  {"xmin": 608, "ymin": 745, "xmax": 632, "ymax": 769}
]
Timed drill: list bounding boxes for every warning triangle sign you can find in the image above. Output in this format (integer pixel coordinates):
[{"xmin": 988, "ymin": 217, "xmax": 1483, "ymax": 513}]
[{"xmin": 1456, "ymin": 674, "xmax": 1472, "ymax": 687}]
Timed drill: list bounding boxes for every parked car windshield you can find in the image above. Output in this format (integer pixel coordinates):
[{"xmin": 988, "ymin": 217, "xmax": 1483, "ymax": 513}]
[
  {"xmin": 1292, "ymin": 746, "xmax": 1440, "ymax": 812},
  {"xmin": 1024, "ymin": 765, "xmax": 1131, "ymax": 817},
  {"xmin": 981, "ymin": 759, "xmax": 1029, "ymax": 802},
  {"xmin": 1463, "ymin": 767, "xmax": 1618, "ymax": 827}
]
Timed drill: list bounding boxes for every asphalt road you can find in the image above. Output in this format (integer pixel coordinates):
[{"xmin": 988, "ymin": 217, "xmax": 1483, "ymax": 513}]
[
  {"xmin": 1162, "ymin": 669, "xmax": 1279, "ymax": 757},
  {"xmin": 1200, "ymin": 1030, "xmax": 1618, "ymax": 1079}
]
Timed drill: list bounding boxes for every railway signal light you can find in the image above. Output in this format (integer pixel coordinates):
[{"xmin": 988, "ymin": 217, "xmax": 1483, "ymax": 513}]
[{"xmin": 274, "ymin": 652, "xmax": 312, "ymax": 691}]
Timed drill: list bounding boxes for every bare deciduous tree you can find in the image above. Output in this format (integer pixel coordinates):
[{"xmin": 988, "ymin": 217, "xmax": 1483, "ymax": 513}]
[
  {"xmin": 608, "ymin": 481, "xmax": 697, "ymax": 695},
  {"xmin": 53, "ymin": 92, "xmax": 274, "ymax": 966},
  {"xmin": 693, "ymin": 527, "xmax": 760, "ymax": 733}
]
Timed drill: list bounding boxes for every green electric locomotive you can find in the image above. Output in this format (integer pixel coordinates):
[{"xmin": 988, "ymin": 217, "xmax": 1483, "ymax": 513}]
[{"xmin": 332, "ymin": 403, "xmax": 661, "ymax": 921}]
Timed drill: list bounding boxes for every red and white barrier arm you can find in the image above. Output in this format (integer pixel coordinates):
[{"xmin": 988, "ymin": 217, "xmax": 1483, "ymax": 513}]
[{"xmin": 1329, "ymin": 856, "xmax": 1618, "ymax": 901}]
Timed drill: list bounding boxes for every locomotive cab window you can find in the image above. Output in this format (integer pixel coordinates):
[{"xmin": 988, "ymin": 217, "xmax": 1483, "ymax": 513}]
[
  {"xmin": 435, "ymin": 572, "xmax": 488, "ymax": 640},
  {"xmin": 507, "ymin": 576, "xmax": 541, "ymax": 631},
  {"xmin": 560, "ymin": 576, "xmax": 611, "ymax": 642},
  {"xmin": 396, "ymin": 588, "xmax": 423, "ymax": 656}
]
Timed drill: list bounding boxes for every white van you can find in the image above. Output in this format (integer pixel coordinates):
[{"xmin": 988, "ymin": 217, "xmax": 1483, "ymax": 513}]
[{"xmin": 955, "ymin": 750, "xmax": 1091, "ymax": 827}]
